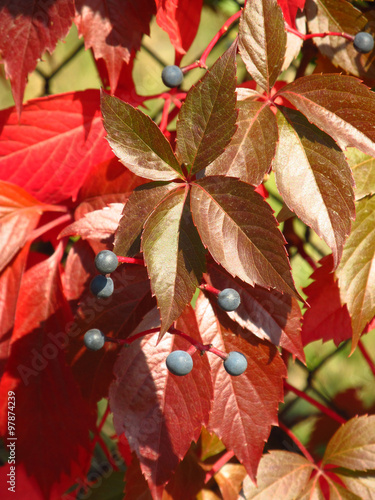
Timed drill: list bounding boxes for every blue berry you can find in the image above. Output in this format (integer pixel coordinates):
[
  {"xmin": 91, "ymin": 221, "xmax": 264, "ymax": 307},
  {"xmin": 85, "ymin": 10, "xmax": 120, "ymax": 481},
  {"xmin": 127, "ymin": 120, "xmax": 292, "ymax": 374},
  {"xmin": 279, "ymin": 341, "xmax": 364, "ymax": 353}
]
[
  {"xmin": 223, "ymin": 351, "xmax": 247, "ymax": 376},
  {"xmin": 84, "ymin": 329, "xmax": 105, "ymax": 351},
  {"xmin": 90, "ymin": 275, "xmax": 114, "ymax": 298},
  {"xmin": 166, "ymin": 350, "xmax": 193, "ymax": 376},
  {"xmin": 95, "ymin": 250, "xmax": 118, "ymax": 274},
  {"xmin": 161, "ymin": 65, "xmax": 183, "ymax": 88},
  {"xmin": 217, "ymin": 288, "xmax": 241, "ymax": 312},
  {"xmin": 353, "ymin": 32, "xmax": 374, "ymax": 54}
]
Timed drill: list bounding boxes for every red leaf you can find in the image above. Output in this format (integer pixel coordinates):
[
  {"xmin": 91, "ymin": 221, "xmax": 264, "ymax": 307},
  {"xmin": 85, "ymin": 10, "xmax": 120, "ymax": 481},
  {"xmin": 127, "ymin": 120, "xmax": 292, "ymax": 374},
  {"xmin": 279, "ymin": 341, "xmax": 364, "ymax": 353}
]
[
  {"xmin": 74, "ymin": 0, "xmax": 155, "ymax": 93},
  {"xmin": 190, "ymin": 176, "xmax": 300, "ymax": 299},
  {"xmin": 0, "ymin": 90, "xmax": 113, "ymax": 204},
  {"xmin": 195, "ymin": 293, "xmax": 286, "ymax": 481},
  {"xmin": 109, "ymin": 307, "xmax": 213, "ymax": 492},
  {"xmin": 277, "ymin": 75, "xmax": 375, "ymax": 158},
  {"xmin": 277, "ymin": 0, "xmax": 306, "ymax": 29},
  {"xmin": 301, "ymin": 255, "xmax": 352, "ymax": 347},
  {"xmin": 0, "ymin": 243, "xmax": 30, "ymax": 378},
  {"xmin": 205, "ymin": 261, "xmax": 305, "ymax": 362},
  {"xmin": 0, "ymin": 181, "xmax": 49, "ymax": 273},
  {"xmin": 0, "ymin": 0, "xmax": 75, "ymax": 115},
  {"xmin": 0, "ymin": 246, "xmax": 94, "ymax": 499},
  {"xmin": 155, "ymin": 0, "xmax": 203, "ymax": 56}
]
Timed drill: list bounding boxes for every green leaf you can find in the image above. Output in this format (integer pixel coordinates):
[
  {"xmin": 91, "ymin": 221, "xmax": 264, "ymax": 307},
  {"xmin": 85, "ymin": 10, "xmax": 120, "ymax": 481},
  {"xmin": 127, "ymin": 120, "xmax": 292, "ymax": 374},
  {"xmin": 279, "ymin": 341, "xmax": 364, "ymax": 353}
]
[
  {"xmin": 100, "ymin": 90, "xmax": 183, "ymax": 181},
  {"xmin": 175, "ymin": 42, "xmax": 237, "ymax": 175},
  {"xmin": 190, "ymin": 176, "xmax": 300, "ymax": 299},
  {"xmin": 305, "ymin": 0, "xmax": 372, "ymax": 79},
  {"xmin": 241, "ymin": 451, "xmax": 314, "ymax": 499},
  {"xmin": 273, "ymin": 108, "xmax": 355, "ymax": 268},
  {"xmin": 205, "ymin": 101, "xmax": 278, "ymax": 186},
  {"xmin": 345, "ymin": 148, "xmax": 375, "ymax": 201},
  {"xmin": 141, "ymin": 187, "xmax": 206, "ymax": 338},
  {"xmin": 277, "ymin": 75, "xmax": 375, "ymax": 158},
  {"xmin": 323, "ymin": 415, "xmax": 375, "ymax": 470},
  {"xmin": 113, "ymin": 182, "xmax": 180, "ymax": 257},
  {"xmin": 336, "ymin": 195, "xmax": 375, "ymax": 351},
  {"xmin": 238, "ymin": 0, "xmax": 287, "ymax": 93}
]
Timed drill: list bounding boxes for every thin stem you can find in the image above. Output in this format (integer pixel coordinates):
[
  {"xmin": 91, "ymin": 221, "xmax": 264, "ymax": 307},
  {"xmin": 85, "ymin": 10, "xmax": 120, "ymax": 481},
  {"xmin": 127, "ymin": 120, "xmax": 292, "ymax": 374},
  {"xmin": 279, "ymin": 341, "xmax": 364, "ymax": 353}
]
[
  {"xmin": 97, "ymin": 405, "xmax": 110, "ymax": 434},
  {"xmin": 96, "ymin": 434, "xmax": 120, "ymax": 471},
  {"xmin": 105, "ymin": 327, "xmax": 160, "ymax": 345},
  {"xmin": 284, "ymin": 381, "xmax": 346, "ymax": 425},
  {"xmin": 170, "ymin": 328, "xmax": 227, "ymax": 360},
  {"xmin": 159, "ymin": 96, "xmax": 171, "ymax": 133},
  {"xmin": 204, "ymin": 450, "xmax": 235, "ymax": 484},
  {"xmin": 278, "ymin": 421, "xmax": 315, "ymax": 463},
  {"xmin": 358, "ymin": 339, "xmax": 375, "ymax": 377},
  {"xmin": 117, "ymin": 256, "xmax": 144, "ymax": 265},
  {"xmin": 181, "ymin": 10, "xmax": 242, "ymax": 72},
  {"xmin": 286, "ymin": 24, "xmax": 354, "ymax": 42}
]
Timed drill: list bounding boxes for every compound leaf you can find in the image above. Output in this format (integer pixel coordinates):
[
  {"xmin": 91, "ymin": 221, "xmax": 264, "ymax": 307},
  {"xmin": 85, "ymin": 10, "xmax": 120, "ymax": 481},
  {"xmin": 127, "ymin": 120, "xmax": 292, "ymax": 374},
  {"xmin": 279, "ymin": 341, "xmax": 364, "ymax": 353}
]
[
  {"xmin": 278, "ymin": 75, "xmax": 375, "ymax": 158},
  {"xmin": 190, "ymin": 176, "xmax": 300, "ymax": 299},
  {"xmin": 205, "ymin": 100, "xmax": 278, "ymax": 186},
  {"xmin": 142, "ymin": 188, "xmax": 206, "ymax": 338},
  {"xmin": 336, "ymin": 195, "xmax": 375, "ymax": 351},
  {"xmin": 239, "ymin": 0, "xmax": 287, "ymax": 93},
  {"xmin": 195, "ymin": 293, "xmax": 286, "ymax": 481},
  {"xmin": 175, "ymin": 42, "xmax": 237, "ymax": 175},
  {"xmin": 273, "ymin": 107, "xmax": 355, "ymax": 267},
  {"xmin": 101, "ymin": 91, "xmax": 183, "ymax": 181}
]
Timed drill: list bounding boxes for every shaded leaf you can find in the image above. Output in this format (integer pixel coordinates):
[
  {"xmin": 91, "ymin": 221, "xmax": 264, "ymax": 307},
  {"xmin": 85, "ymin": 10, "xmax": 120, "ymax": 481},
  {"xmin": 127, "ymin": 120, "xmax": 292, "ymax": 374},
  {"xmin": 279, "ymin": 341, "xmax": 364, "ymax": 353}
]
[
  {"xmin": 0, "ymin": 90, "xmax": 112, "ymax": 204},
  {"xmin": 0, "ymin": 0, "xmax": 75, "ymax": 115},
  {"xmin": 199, "ymin": 427, "xmax": 226, "ymax": 461},
  {"xmin": 345, "ymin": 148, "xmax": 375, "ymax": 201},
  {"xmin": 241, "ymin": 451, "xmax": 314, "ymax": 499},
  {"xmin": 114, "ymin": 182, "xmax": 181, "ymax": 257},
  {"xmin": 109, "ymin": 307, "xmax": 213, "ymax": 490},
  {"xmin": 101, "ymin": 91, "xmax": 183, "ymax": 180},
  {"xmin": 68, "ymin": 264, "xmax": 155, "ymax": 405},
  {"xmin": 323, "ymin": 415, "xmax": 375, "ymax": 470},
  {"xmin": 60, "ymin": 202, "xmax": 124, "ymax": 240},
  {"xmin": 328, "ymin": 481, "xmax": 362, "ymax": 500},
  {"xmin": 175, "ymin": 42, "xmax": 237, "ymax": 175},
  {"xmin": 155, "ymin": 0, "xmax": 203, "ymax": 56},
  {"xmin": 205, "ymin": 261, "xmax": 304, "ymax": 362},
  {"xmin": 239, "ymin": 0, "xmax": 287, "ymax": 93},
  {"xmin": 336, "ymin": 195, "xmax": 375, "ymax": 351},
  {"xmin": 205, "ymin": 101, "xmax": 278, "ymax": 186},
  {"xmin": 0, "ymin": 243, "xmax": 30, "ymax": 378},
  {"xmin": 0, "ymin": 247, "xmax": 94, "ymax": 499},
  {"xmin": 273, "ymin": 107, "xmax": 355, "ymax": 267},
  {"xmin": 75, "ymin": 0, "xmax": 155, "ymax": 92},
  {"xmin": 296, "ymin": 479, "xmax": 325, "ymax": 500},
  {"xmin": 336, "ymin": 470, "xmax": 375, "ymax": 500},
  {"xmin": 190, "ymin": 176, "xmax": 299, "ymax": 299},
  {"xmin": 195, "ymin": 293, "xmax": 286, "ymax": 481},
  {"xmin": 163, "ymin": 448, "xmax": 206, "ymax": 500},
  {"xmin": 142, "ymin": 187, "xmax": 206, "ymax": 338},
  {"xmin": 0, "ymin": 182, "xmax": 48, "ymax": 273},
  {"xmin": 301, "ymin": 255, "xmax": 352, "ymax": 347},
  {"xmin": 305, "ymin": 0, "xmax": 373, "ymax": 79},
  {"xmin": 277, "ymin": 75, "xmax": 375, "ymax": 158}
]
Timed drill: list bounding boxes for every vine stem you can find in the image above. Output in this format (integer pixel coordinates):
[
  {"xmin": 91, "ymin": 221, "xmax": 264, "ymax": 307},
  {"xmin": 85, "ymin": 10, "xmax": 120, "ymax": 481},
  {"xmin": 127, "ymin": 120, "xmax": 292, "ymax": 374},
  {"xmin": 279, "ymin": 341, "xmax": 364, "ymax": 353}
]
[
  {"xmin": 170, "ymin": 327, "xmax": 227, "ymax": 360},
  {"xmin": 284, "ymin": 381, "xmax": 346, "ymax": 425},
  {"xmin": 117, "ymin": 256, "xmax": 144, "ymax": 265},
  {"xmin": 181, "ymin": 10, "xmax": 242, "ymax": 72},
  {"xmin": 358, "ymin": 339, "xmax": 375, "ymax": 377},
  {"xmin": 204, "ymin": 450, "xmax": 235, "ymax": 484},
  {"xmin": 159, "ymin": 95, "xmax": 171, "ymax": 133},
  {"xmin": 199, "ymin": 283, "xmax": 221, "ymax": 297},
  {"xmin": 278, "ymin": 420, "xmax": 315, "ymax": 463},
  {"xmin": 286, "ymin": 24, "xmax": 354, "ymax": 42},
  {"xmin": 105, "ymin": 327, "xmax": 160, "ymax": 345}
]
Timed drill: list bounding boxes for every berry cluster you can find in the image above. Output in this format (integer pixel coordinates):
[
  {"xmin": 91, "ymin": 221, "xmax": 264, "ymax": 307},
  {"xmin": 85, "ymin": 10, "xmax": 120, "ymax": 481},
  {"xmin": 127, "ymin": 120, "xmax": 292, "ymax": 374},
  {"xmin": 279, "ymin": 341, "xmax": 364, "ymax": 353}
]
[{"xmin": 90, "ymin": 250, "xmax": 118, "ymax": 299}]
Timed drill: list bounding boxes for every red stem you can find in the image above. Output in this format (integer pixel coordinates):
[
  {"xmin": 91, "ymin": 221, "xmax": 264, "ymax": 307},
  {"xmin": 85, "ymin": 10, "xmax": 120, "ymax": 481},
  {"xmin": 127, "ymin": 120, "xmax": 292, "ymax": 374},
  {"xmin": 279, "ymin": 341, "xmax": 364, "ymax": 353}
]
[
  {"xmin": 96, "ymin": 434, "xmax": 120, "ymax": 471},
  {"xmin": 105, "ymin": 327, "xmax": 161, "ymax": 345},
  {"xmin": 199, "ymin": 283, "xmax": 220, "ymax": 297},
  {"xmin": 182, "ymin": 10, "xmax": 242, "ymax": 72},
  {"xmin": 278, "ymin": 421, "xmax": 315, "ymax": 463},
  {"xmin": 117, "ymin": 256, "xmax": 144, "ymax": 265},
  {"xmin": 204, "ymin": 450, "xmax": 235, "ymax": 484},
  {"xmin": 286, "ymin": 24, "xmax": 354, "ymax": 42},
  {"xmin": 159, "ymin": 96, "xmax": 171, "ymax": 133},
  {"xmin": 170, "ymin": 327, "xmax": 227, "ymax": 360},
  {"xmin": 284, "ymin": 381, "xmax": 346, "ymax": 425},
  {"xmin": 97, "ymin": 405, "xmax": 110, "ymax": 434},
  {"xmin": 358, "ymin": 340, "xmax": 375, "ymax": 377}
]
